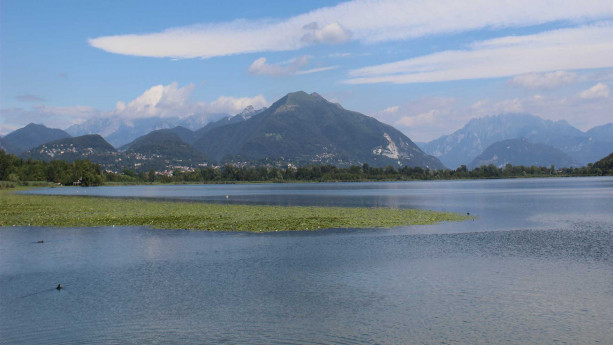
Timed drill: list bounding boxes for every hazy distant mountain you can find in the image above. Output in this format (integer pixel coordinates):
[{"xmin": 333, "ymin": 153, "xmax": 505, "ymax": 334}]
[
  {"xmin": 469, "ymin": 138, "xmax": 580, "ymax": 169},
  {"xmin": 422, "ymin": 113, "xmax": 611, "ymax": 168},
  {"xmin": 0, "ymin": 137, "xmax": 18, "ymax": 154},
  {"xmin": 155, "ymin": 126, "xmax": 198, "ymax": 144},
  {"xmin": 586, "ymin": 123, "xmax": 613, "ymax": 141},
  {"xmin": 24, "ymin": 134, "xmax": 117, "ymax": 163},
  {"xmin": 414, "ymin": 142, "xmax": 427, "ymax": 151},
  {"xmin": 3, "ymin": 123, "xmax": 71, "ymax": 154},
  {"xmin": 66, "ymin": 113, "xmax": 227, "ymax": 147},
  {"xmin": 121, "ymin": 129, "xmax": 207, "ymax": 171},
  {"xmin": 194, "ymin": 105, "xmax": 266, "ymax": 138},
  {"xmin": 193, "ymin": 91, "xmax": 444, "ymax": 169}
]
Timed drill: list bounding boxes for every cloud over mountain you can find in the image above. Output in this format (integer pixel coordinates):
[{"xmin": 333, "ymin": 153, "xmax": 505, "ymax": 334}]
[
  {"xmin": 579, "ymin": 83, "xmax": 610, "ymax": 99},
  {"xmin": 0, "ymin": 83, "xmax": 268, "ymax": 132}
]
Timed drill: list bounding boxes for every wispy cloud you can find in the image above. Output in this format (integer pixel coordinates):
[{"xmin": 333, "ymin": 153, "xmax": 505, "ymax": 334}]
[
  {"xmin": 372, "ymin": 98, "xmax": 464, "ymax": 142},
  {"xmin": 510, "ymin": 71, "xmax": 578, "ymax": 89},
  {"xmin": 295, "ymin": 65, "xmax": 340, "ymax": 75},
  {"xmin": 0, "ymin": 83, "xmax": 268, "ymax": 130},
  {"xmin": 15, "ymin": 94, "xmax": 46, "ymax": 103},
  {"xmin": 88, "ymin": 0, "xmax": 613, "ymax": 59},
  {"xmin": 345, "ymin": 23, "xmax": 613, "ymax": 84},
  {"xmin": 248, "ymin": 56, "xmax": 339, "ymax": 76},
  {"xmin": 248, "ymin": 56, "xmax": 311, "ymax": 76},
  {"xmin": 0, "ymin": 105, "xmax": 100, "ymax": 132}
]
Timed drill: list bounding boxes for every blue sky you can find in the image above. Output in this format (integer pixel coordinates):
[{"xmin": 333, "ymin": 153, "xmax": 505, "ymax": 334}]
[{"xmin": 1, "ymin": 0, "xmax": 612, "ymax": 141}]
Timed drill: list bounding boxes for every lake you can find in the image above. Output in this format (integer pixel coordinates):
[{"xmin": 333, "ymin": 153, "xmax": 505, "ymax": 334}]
[{"xmin": 2, "ymin": 177, "xmax": 612, "ymax": 344}]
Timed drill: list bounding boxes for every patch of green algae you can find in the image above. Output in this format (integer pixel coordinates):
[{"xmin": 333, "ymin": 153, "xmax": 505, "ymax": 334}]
[{"xmin": 0, "ymin": 189, "xmax": 471, "ymax": 232}]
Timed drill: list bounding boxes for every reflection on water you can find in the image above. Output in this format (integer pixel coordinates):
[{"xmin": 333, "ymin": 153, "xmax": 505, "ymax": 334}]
[{"xmin": 2, "ymin": 177, "xmax": 613, "ymax": 344}]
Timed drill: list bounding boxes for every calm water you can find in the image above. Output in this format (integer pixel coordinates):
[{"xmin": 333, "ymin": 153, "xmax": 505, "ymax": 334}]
[{"xmin": 2, "ymin": 177, "xmax": 613, "ymax": 344}]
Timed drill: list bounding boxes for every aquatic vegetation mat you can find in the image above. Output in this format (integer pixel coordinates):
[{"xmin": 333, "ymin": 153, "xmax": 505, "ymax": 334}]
[{"xmin": 0, "ymin": 189, "xmax": 470, "ymax": 232}]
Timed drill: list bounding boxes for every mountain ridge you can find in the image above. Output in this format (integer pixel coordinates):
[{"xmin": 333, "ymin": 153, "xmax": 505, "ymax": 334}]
[
  {"xmin": 3, "ymin": 123, "xmax": 71, "ymax": 154},
  {"xmin": 193, "ymin": 91, "xmax": 445, "ymax": 169},
  {"xmin": 23, "ymin": 134, "xmax": 117, "ymax": 163},
  {"xmin": 468, "ymin": 138, "xmax": 580, "ymax": 169},
  {"xmin": 422, "ymin": 113, "xmax": 612, "ymax": 167}
]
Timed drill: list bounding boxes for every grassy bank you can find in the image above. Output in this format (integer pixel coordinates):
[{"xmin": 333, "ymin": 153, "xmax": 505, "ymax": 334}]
[{"xmin": 0, "ymin": 189, "xmax": 470, "ymax": 232}]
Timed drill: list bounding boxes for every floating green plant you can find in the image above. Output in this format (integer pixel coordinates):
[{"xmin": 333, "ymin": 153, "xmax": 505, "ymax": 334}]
[{"xmin": 0, "ymin": 189, "xmax": 471, "ymax": 232}]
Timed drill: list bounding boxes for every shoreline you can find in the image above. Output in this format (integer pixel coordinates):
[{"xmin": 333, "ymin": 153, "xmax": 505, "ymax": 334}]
[
  {"xmin": 0, "ymin": 188, "xmax": 472, "ymax": 232},
  {"xmin": 2, "ymin": 174, "xmax": 601, "ymax": 190}
]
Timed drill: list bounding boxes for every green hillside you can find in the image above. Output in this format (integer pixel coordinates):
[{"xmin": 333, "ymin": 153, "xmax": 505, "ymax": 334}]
[{"xmin": 193, "ymin": 91, "xmax": 444, "ymax": 169}]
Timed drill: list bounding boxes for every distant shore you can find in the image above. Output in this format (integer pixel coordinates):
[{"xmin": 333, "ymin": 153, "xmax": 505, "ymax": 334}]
[{"xmin": 0, "ymin": 188, "xmax": 471, "ymax": 232}]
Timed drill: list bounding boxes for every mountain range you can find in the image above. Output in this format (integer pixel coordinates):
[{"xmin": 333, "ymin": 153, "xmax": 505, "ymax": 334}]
[
  {"xmin": 420, "ymin": 114, "xmax": 613, "ymax": 168},
  {"xmin": 2, "ymin": 92, "xmax": 611, "ymax": 172},
  {"xmin": 66, "ymin": 113, "xmax": 229, "ymax": 147},
  {"xmin": 24, "ymin": 134, "xmax": 120, "ymax": 169},
  {"xmin": 6, "ymin": 92, "xmax": 443, "ymax": 171},
  {"xmin": 2, "ymin": 123, "xmax": 71, "ymax": 154},
  {"xmin": 468, "ymin": 138, "xmax": 580, "ymax": 170}
]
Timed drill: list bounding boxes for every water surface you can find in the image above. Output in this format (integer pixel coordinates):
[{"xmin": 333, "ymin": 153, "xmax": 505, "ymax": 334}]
[
  {"xmin": 22, "ymin": 176, "xmax": 613, "ymax": 233},
  {"xmin": 2, "ymin": 177, "xmax": 613, "ymax": 344}
]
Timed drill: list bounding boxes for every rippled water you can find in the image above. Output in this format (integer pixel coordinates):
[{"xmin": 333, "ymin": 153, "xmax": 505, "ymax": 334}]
[{"xmin": 2, "ymin": 177, "xmax": 613, "ymax": 344}]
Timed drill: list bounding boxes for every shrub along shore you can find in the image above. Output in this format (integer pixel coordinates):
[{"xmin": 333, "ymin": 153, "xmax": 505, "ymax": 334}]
[{"xmin": 0, "ymin": 188, "xmax": 470, "ymax": 232}]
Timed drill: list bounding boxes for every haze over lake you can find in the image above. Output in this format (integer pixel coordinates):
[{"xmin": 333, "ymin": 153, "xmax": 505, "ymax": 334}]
[{"xmin": 2, "ymin": 177, "xmax": 612, "ymax": 344}]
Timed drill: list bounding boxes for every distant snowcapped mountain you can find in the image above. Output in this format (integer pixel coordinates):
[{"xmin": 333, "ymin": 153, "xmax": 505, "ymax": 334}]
[
  {"xmin": 194, "ymin": 106, "xmax": 266, "ymax": 137},
  {"xmin": 66, "ymin": 113, "xmax": 228, "ymax": 147}
]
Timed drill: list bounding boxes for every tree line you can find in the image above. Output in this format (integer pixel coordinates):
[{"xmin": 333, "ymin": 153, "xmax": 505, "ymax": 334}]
[
  {"xmin": 0, "ymin": 150, "xmax": 104, "ymax": 186},
  {"xmin": 1, "ymin": 150, "xmax": 611, "ymax": 186}
]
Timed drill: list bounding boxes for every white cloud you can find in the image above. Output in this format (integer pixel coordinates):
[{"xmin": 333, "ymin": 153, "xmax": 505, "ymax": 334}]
[
  {"xmin": 0, "ymin": 105, "xmax": 100, "ymax": 132},
  {"xmin": 111, "ymin": 82, "xmax": 268, "ymax": 118},
  {"xmin": 372, "ymin": 98, "xmax": 463, "ymax": 141},
  {"xmin": 470, "ymin": 92, "xmax": 613, "ymax": 131},
  {"xmin": 248, "ymin": 56, "xmax": 311, "ymax": 76},
  {"xmin": 301, "ymin": 22, "xmax": 351, "ymax": 44},
  {"xmin": 207, "ymin": 95, "xmax": 268, "ymax": 114},
  {"xmin": 345, "ymin": 23, "xmax": 613, "ymax": 84},
  {"xmin": 248, "ymin": 56, "xmax": 338, "ymax": 76},
  {"xmin": 329, "ymin": 52, "xmax": 352, "ymax": 58},
  {"xmin": 0, "ymin": 82, "xmax": 269, "ymax": 131},
  {"xmin": 88, "ymin": 0, "xmax": 613, "ymax": 59},
  {"xmin": 395, "ymin": 110, "xmax": 437, "ymax": 127},
  {"xmin": 295, "ymin": 65, "xmax": 340, "ymax": 75},
  {"xmin": 380, "ymin": 105, "xmax": 399, "ymax": 114},
  {"xmin": 579, "ymin": 83, "xmax": 610, "ymax": 99},
  {"xmin": 114, "ymin": 82, "xmax": 195, "ymax": 118},
  {"xmin": 470, "ymin": 98, "xmax": 526, "ymax": 116},
  {"xmin": 510, "ymin": 71, "xmax": 578, "ymax": 89}
]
